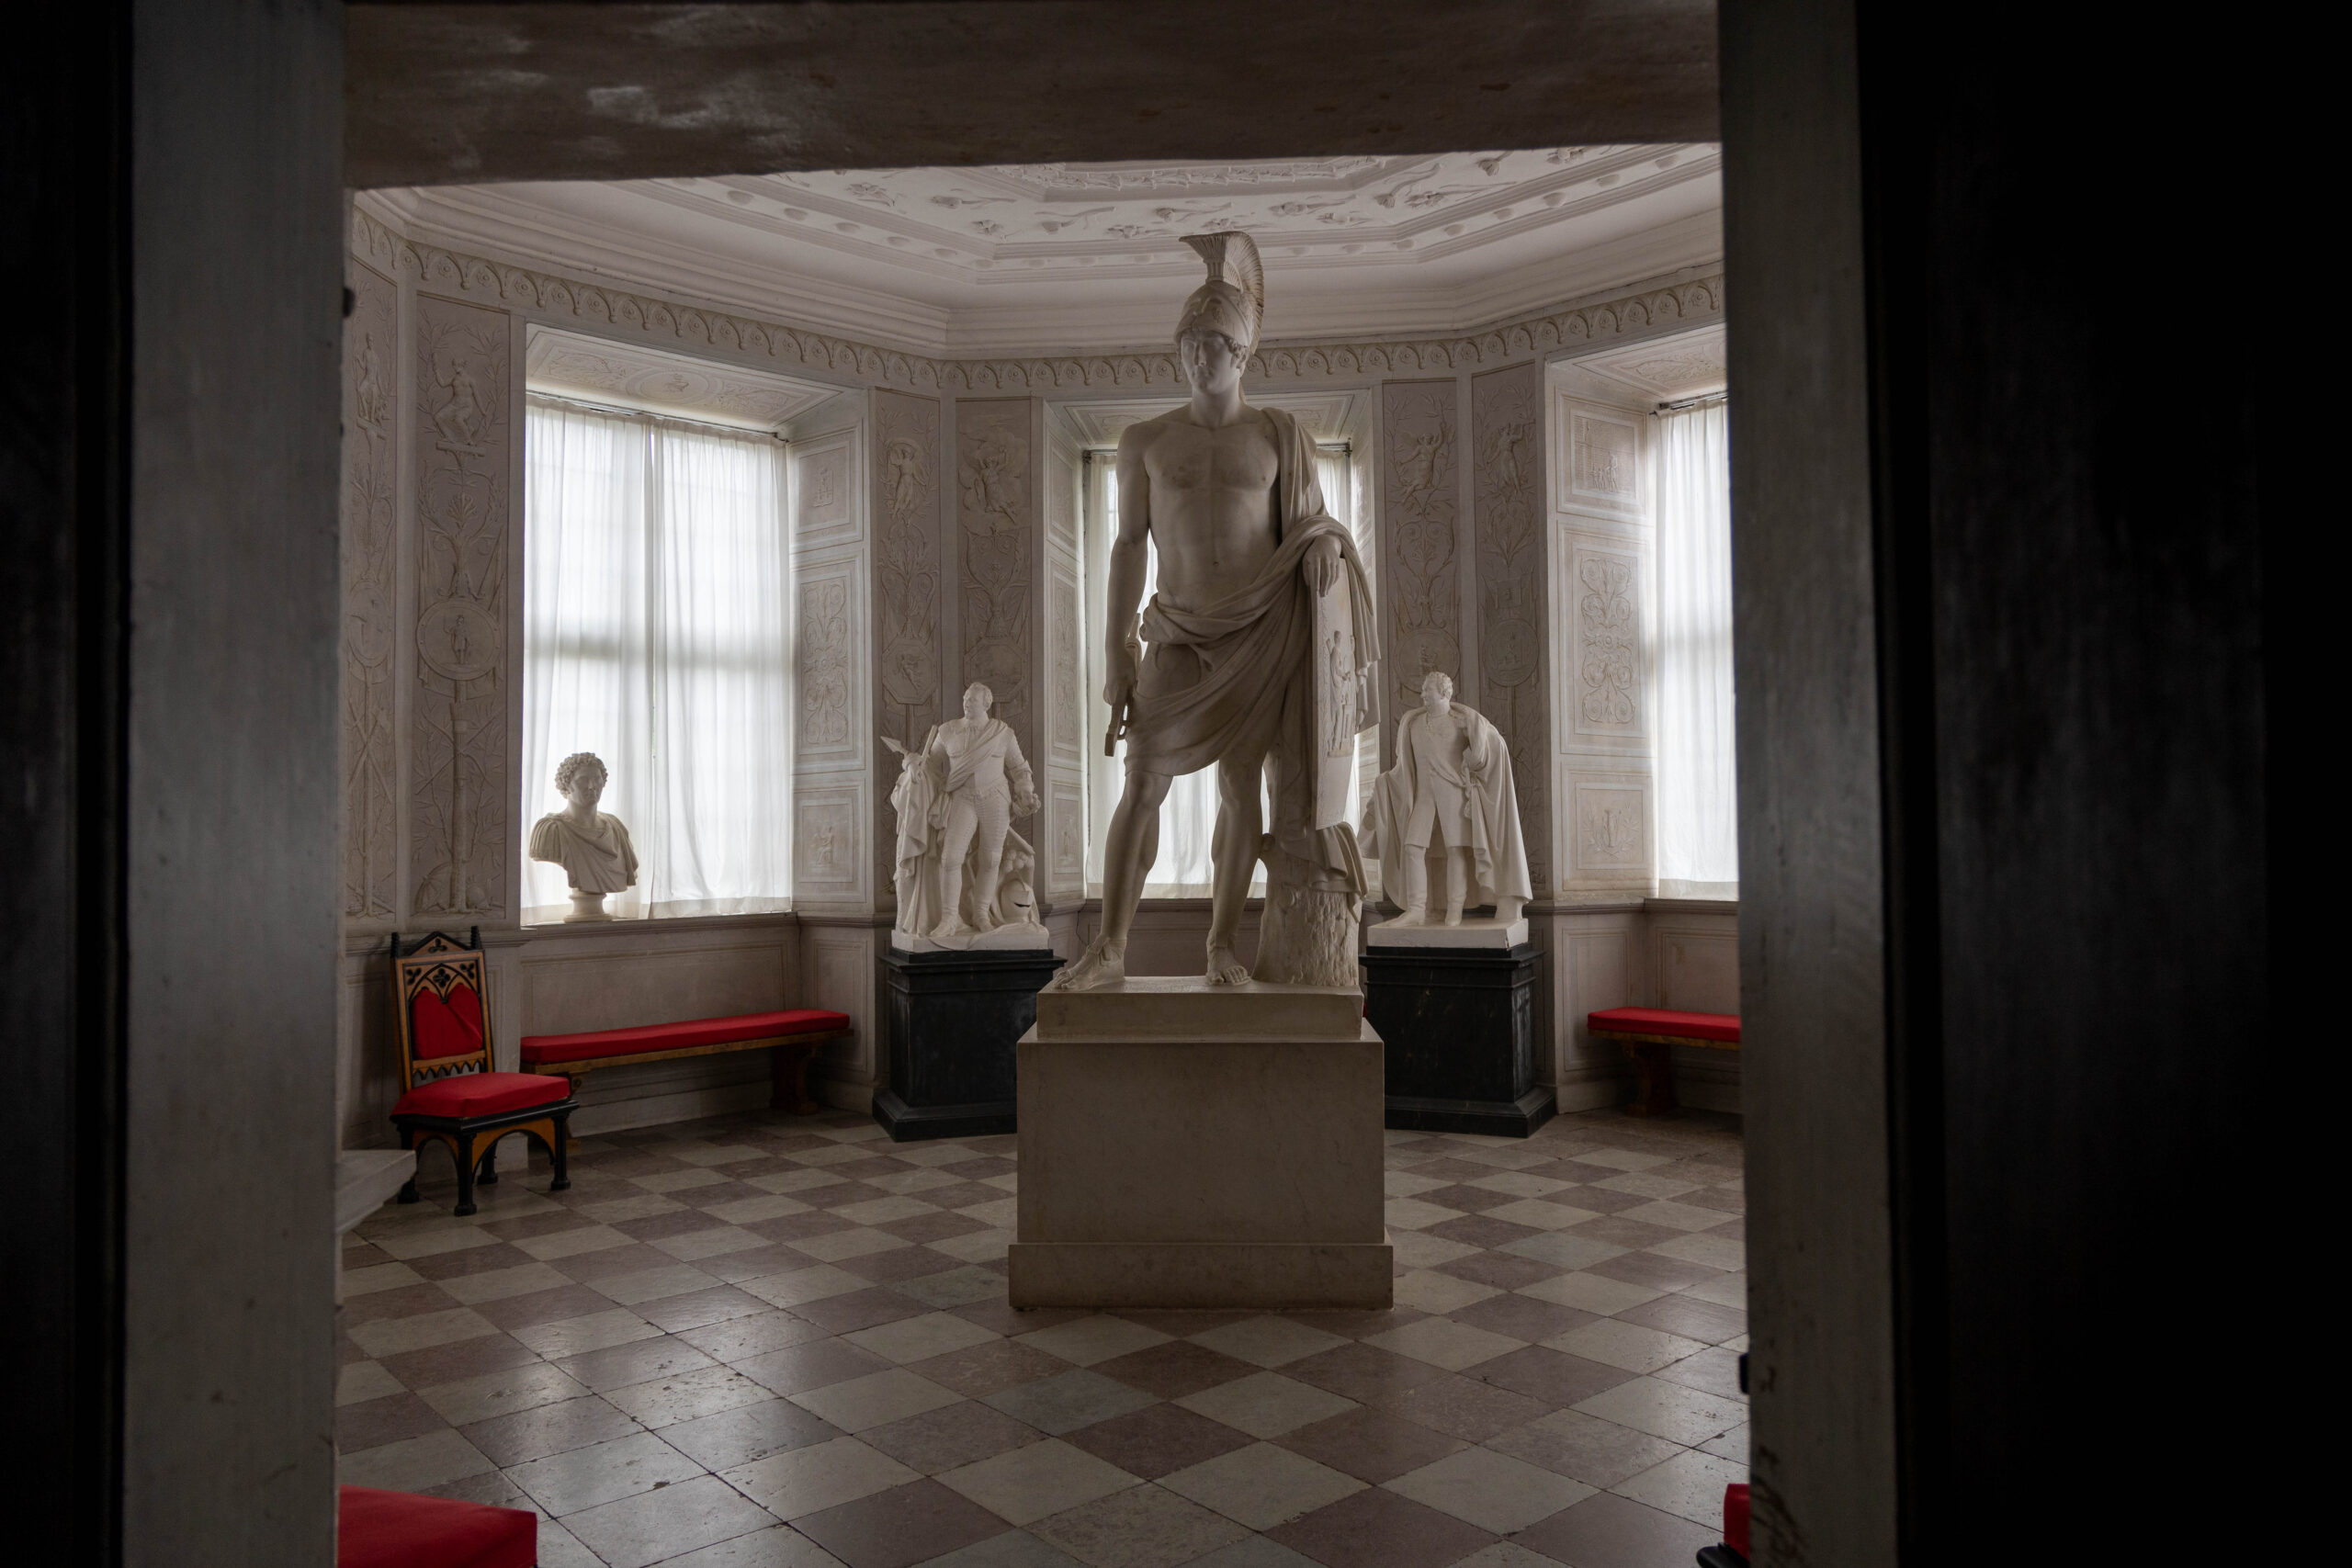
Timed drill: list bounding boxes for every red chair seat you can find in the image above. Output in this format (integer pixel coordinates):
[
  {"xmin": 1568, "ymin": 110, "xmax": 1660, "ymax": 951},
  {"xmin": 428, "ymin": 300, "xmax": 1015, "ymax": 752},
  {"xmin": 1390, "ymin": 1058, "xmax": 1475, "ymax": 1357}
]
[
  {"xmin": 520, "ymin": 1008, "xmax": 852, "ymax": 1066},
  {"xmin": 1586, "ymin": 1006, "xmax": 1742, "ymax": 1043},
  {"xmin": 339, "ymin": 1484, "xmax": 535, "ymax": 1568},
  {"xmin": 392, "ymin": 1071, "xmax": 573, "ymax": 1120}
]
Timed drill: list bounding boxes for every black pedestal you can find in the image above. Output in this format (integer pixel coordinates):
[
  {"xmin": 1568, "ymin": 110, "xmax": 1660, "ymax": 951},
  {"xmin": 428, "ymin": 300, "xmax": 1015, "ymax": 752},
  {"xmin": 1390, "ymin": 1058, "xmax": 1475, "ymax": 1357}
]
[
  {"xmin": 1363, "ymin": 942, "xmax": 1555, "ymax": 1137},
  {"xmin": 875, "ymin": 946, "xmax": 1063, "ymax": 1141}
]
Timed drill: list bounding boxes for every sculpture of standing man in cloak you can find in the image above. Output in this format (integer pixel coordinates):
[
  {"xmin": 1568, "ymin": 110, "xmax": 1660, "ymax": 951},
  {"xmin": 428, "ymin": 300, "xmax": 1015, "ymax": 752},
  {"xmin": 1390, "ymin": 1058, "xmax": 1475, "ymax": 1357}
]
[{"xmin": 1051, "ymin": 232, "xmax": 1379, "ymax": 991}]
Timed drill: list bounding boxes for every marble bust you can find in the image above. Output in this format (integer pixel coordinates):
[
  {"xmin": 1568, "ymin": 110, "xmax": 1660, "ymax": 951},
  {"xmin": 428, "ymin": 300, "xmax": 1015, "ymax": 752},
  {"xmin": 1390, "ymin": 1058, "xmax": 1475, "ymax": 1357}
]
[
  {"xmin": 886, "ymin": 682, "xmax": 1049, "ymax": 951},
  {"xmin": 1363, "ymin": 671, "xmax": 1532, "ymax": 943},
  {"xmin": 528, "ymin": 752, "xmax": 639, "ymax": 921},
  {"xmin": 1050, "ymin": 231, "xmax": 1379, "ymax": 991}
]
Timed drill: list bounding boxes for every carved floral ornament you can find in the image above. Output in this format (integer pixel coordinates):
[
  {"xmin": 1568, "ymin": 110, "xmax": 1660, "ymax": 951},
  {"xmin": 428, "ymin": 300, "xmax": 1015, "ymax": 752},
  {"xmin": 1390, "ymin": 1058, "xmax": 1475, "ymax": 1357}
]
[{"xmin": 352, "ymin": 209, "xmax": 1721, "ymax": 395}]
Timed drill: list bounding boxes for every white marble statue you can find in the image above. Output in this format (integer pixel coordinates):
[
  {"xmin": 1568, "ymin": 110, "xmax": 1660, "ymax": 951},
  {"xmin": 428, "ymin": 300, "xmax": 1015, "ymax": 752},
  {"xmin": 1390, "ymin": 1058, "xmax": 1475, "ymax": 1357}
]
[
  {"xmin": 886, "ymin": 682, "xmax": 1049, "ymax": 951},
  {"xmin": 1051, "ymin": 231, "xmax": 1380, "ymax": 992},
  {"xmin": 1364, "ymin": 671, "xmax": 1532, "ymax": 942},
  {"xmin": 529, "ymin": 752, "xmax": 639, "ymax": 921}
]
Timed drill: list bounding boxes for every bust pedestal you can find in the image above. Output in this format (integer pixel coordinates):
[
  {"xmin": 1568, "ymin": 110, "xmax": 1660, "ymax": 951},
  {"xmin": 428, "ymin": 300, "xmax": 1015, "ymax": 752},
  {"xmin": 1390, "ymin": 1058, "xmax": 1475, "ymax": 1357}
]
[
  {"xmin": 1008, "ymin": 978, "xmax": 1392, "ymax": 1309},
  {"xmin": 874, "ymin": 946, "xmax": 1062, "ymax": 1142},
  {"xmin": 1363, "ymin": 932, "xmax": 1555, "ymax": 1138}
]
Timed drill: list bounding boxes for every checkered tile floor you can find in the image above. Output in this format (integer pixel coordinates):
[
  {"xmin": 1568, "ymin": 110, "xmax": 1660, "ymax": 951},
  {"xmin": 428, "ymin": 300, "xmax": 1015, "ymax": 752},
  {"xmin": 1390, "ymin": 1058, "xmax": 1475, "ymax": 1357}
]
[{"xmin": 338, "ymin": 1105, "xmax": 1747, "ymax": 1568}]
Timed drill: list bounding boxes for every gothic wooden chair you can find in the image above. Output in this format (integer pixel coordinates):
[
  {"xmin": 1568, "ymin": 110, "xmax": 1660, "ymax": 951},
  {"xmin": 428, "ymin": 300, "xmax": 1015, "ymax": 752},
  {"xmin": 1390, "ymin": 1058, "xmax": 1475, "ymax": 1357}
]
[{"xmin": 390, "ymin": 930, "xmax": 575, "ymax": 1216}]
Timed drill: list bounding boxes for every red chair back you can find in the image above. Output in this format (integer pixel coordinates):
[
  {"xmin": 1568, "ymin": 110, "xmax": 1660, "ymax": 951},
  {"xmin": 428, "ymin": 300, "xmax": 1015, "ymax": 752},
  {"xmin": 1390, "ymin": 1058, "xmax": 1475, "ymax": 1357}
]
[{"xmin": 391, "ymin": 931, "xmax": 493, "ymax": 1093}]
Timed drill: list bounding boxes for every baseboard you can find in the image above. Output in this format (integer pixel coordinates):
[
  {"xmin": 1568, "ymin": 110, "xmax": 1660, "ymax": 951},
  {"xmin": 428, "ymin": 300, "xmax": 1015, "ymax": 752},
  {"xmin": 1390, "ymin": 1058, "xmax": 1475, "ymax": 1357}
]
[{"xmin": 1552, "ymin": 1074, "xmax": 1626, "ymax": 1112}]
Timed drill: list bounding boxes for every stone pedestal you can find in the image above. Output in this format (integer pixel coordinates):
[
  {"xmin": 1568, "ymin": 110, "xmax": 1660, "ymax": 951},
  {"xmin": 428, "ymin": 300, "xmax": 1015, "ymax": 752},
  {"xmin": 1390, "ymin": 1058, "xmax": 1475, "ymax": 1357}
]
[
  {"xmin": 1008, "ymin": 978, "xmax": 1392, "ymax": 1309},
  {"xmin": 875, "ymin": 947, "xmax": 1063, "ymax": 1142},
  {"xmin": 1363, "ymin": 942, "xmax": 1555, "ymax": 1137}
]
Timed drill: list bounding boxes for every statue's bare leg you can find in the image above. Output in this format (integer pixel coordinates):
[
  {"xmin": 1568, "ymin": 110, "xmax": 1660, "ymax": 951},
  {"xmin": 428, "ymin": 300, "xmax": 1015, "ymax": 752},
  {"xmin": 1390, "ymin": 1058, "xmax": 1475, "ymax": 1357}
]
[
  {"xmin": 1051, "ymin": 764, "xmax": 1171, "ymax": 990},
  {"xmin": 1205, "ymin": 753, "xmax": 1265, "ymax": 985},
  {"xmin": 931, "ymin": 797, "xmax": 979, "ymax": 938}
]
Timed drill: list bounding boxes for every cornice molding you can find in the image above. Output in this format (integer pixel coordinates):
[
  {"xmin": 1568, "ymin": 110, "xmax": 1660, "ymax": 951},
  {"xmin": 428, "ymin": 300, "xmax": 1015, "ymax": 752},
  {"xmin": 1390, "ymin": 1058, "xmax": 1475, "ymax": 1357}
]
[{"xmin": 353, "ymin": 202, "xmax": 1724, "ymax": 398}]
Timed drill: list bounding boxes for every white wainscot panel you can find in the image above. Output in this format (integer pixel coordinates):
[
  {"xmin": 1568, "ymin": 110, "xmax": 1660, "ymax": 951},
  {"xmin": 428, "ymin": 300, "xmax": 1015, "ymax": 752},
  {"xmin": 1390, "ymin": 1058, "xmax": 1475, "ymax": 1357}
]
[
  {"xmin": 793, "ymin": 430, "xmax": 863, "ymax": 548},
  {"xmin": 803, "ymin": 925, "xmax": 879, "ymax": 1108},
  {"xmin": 795, "ymin": 784, "xmax": 866, "ymax": 907},
  {"xmin": 795, "ymin": 560, "xmax": 865, "ymax": 764}
]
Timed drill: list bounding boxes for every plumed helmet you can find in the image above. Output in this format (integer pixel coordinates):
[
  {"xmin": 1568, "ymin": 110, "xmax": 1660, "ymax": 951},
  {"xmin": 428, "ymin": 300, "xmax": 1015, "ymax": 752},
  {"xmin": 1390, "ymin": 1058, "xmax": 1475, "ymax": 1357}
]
[{"xmin": 1175, "ymin": 231, "xmax": 1265, "ymax": 357}]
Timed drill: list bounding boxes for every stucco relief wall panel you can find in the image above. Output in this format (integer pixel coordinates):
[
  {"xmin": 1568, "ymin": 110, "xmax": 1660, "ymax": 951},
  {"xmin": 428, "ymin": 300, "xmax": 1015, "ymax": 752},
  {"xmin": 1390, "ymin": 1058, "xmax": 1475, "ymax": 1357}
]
[
  {"xmin": 873, "ymin": 390, "xmax": 943, "ymax": 900},
  {"xmin": 343, "ymin": 263, "xmax": 401, "ymax": 922},
  {"xmin": 1380, "ymin": 378, "xmax": 1463, "ymax": 727},
  {"xmin": 1559, "ymin": 400, "xmax": 1645, "ymax": 521},
  {"xmin": 1472, "ymin": 363, "xmax": 1550, "ymax": 893},
  {"xmin": 410, "ymin": 293, "xmax": 513, "ymax": 919},
  {"xmin": 1566, "ymin": 540, "xmax": 1645, "ymax": 743},
  {"xmin": 795, "ymin": 784, "xmax": 864, "ymax": 901},
  {"xmin": 956, "ymin": 400, "xmax": 1035, "ymax": 763},
  {"xmin": 796, "ymin": 567, "xmax": 858, "ymax": 761},
  {"xmin": 793, "ymin": 430, "xmax": 859, "ymax": 548}
]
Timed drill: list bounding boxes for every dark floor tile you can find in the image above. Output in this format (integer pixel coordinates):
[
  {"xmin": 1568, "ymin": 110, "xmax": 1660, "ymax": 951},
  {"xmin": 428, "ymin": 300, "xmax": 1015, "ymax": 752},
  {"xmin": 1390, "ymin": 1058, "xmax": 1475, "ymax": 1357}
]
[
  {"xmin": 1654, "ymin": 1345, "xmax": 1747, "ymax": 1402},
  {"xmin": 1512, "ymin": 1492, "xmax": 1718, "ymax": 1568},
  {"xmin": 909, "ymin": 1339, "xmax": 1074, "ymax": 1399},
  {"xmin": 1586, "ymin": 1253, "xmax": 1724, "ymax": 1294},
  {"xmin": 861, "ymin": 1399, "xmax": 1044, "ymax": 1473},
  {"xmin": 1419, "ymin": 1184, "xmax": 1528, "ymax": 1214},
  {"xmin": 933, "ymin": 1156, "xmax": 1017, "ymax": 1180},
  {"xmin": 1433, "ymin": 1251, "xmax": 1562, "ymax": 1292},
  {"xmin": 1380, "ymin": 1373, "xmax": 1549, "ymax": 1442},
  {"xmin": 878, "ymin": 1209, "xmax": 992, "ymax": 1245},
  {"xmin": 1564, "ymin": 1216, "xmax": 1680, "ymax": 1249},
  {"xmin": 1614, "ymin": 1294, "xmax": 1747, "ymax": 1346},
  {"xmin": 555, "ymin": 1333, "xmax": 718, "ymax": 1393},
  {"xmin": 636, "ymin": 1283, "xmax": 773, "ymax": 1333},
  {"xmin": 736, "ymin": 1337, "xmax": 895, "ymax": 1396},
  {"xmin": 796, "ymin": 1478, "xmax": 1011, "ymax": 1568},
  {"xmin": 472, "ymin": 1283, "xmax": 624, "ymax": 1332},
  {"xmin": 459, "ymin": 1393, "xmax": 641, "ymax": 1467},
  {"xmin": 1447, "ymin": 1293, "xmax": 1597, "ymax": 1345},
  {"xmin": 1284, "ymin": 1342, "xmax": 1453, "ymax": 1405},
  {"xmin": 948, "ymin": 1301, "xmax": 1093, "ymax": 1337},
  {"xmin": 1266, "ymin": 1484, "xmax": 1497, "ymax": 1568},
  {"xmin": 790, "ymin": 1286, "xmax": 929, "ymax": 1335},
  {"xmin": 924, "ymin": 1179, "xmax": 1017, "ymax": 1211},
  {"xmin": 1403, "ymin": 1156, "xmax": 1507, "ymax": 1182},
  {"xmin": 680, "ymin": 1179, "xmax": 767, "ymax": 1208},
  {"xmin": 1474, "ymin": 1346, "xmax": 1637, "ymax": 1408},
  {"xmin": 1061, "ymin": 1402, "xmax": 1253, "ymax": 1479},
  {"xmin": 1106, "ymin": 1309, "xmax": 1254, "ymax": 1337},
  {"xmin": 613, "ymin": 1208, "xmax": 731, "ymax": 1244},
  {"xmin": 400, "ymin": 1241, "xmax": 536, "ymax": 1280},
  {"xmin": 1544, "ymin": 1185, "xmax": 1645, "ymax": 1214},
  {"xmin": 662, "ymin": 1396, "xmax": 845, "ymax": 1471},
  {"xmin": 550, "ymin": 1242, "xmax": 683, "ymax": 1283},
  {"xmin": 1287, "ymin": 1308, "xmax": 1430, "ymax": 1342},
  {"xmin": 699, "ymin": 1243, "xmax": 826, "ymax": 1283},
  {"xmin": 747, "ymin": 1210, "xmax": 862, "ymax": 1244},
  {"xmin": 342, "ymin": 1281, "xmax": 461, "ymax": 1325},
  {"xmin": 1486, "ymin": 1409, "xmax": 1685, "ymax": 1489},
  {"xmin": 1272, "ymin": 1405, "xmax": 1467, "ymax": 1484},
  {"xmin": 378, "ymin": 1333, "xmax": 543, "ymax": 1391},
  {"xmin": 342, "ymin": 1240, "xmax": 393, "ymax": 1269},
  {"xmin": 1422, "ymin": 1214, "xmax": 1543, "ymax": 1250},
  {"xmin": 838, "ymin": 1245, "xmax": 974, "ymax": 1285},
  {"xmin": 336, "ymin": 1391, "xmax": 452, "ymax": 1452},
  {"xmin": 1092, "ymin": 1340, "xmax": 1260, "ymax": 1400}
]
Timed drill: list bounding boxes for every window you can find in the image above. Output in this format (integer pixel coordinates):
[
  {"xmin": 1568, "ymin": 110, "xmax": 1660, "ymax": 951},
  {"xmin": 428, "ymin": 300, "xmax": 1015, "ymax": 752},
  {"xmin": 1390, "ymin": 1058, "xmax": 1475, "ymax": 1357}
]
[
  {"xmin": 1653, "ymin": 396, "xmax": 1736, "ymax": 896},
  {"xmin": 522, "ymin": 396, "xmax": 793, "ymax": 919},
  {"xmin": 1083, "ymin": 438, "xmax": 1365, "ymax": 897}
]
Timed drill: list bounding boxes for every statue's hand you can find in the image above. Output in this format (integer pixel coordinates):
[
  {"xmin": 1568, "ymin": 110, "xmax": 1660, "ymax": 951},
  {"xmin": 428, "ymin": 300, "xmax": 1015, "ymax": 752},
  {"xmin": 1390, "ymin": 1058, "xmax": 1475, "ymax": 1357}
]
[
  {"xmin": 1102, "ymin": 644, "xmax": 1138, "ymax": 709},
  {"xmin": 1013, "ymin": 792, "xmax": 1041, "ymax": 819},
  {"xmin": 1305, "ymin": 534, "xmax": 1341, "ymax": 596}
]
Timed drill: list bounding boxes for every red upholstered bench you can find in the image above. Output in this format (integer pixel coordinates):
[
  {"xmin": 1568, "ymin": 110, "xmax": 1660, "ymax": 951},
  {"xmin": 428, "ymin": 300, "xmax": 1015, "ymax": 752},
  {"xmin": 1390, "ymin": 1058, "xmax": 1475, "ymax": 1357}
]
[
  {"xmin": 1586, "ymin": 1007, "xmax": 1741, "ymax": 1118},
  {"xmin": 520, "ymin": 1008, "xmax": 853, "ymax": 1114},
  {"xmin": 339, "ymin": 1485, "xmax": 534, "ymax": 1568}
]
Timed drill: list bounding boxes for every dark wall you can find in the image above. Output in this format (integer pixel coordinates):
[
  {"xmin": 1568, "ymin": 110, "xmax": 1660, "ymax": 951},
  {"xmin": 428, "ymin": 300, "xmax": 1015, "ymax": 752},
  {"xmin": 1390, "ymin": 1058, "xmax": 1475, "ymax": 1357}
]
[
  {"xmin": 1729, "ymin": 2, "xmax": 2266, "ymax": 1559},
  {"xmin": 2, "ymin": 1, "xmax": 345, "ymax": 1561}
]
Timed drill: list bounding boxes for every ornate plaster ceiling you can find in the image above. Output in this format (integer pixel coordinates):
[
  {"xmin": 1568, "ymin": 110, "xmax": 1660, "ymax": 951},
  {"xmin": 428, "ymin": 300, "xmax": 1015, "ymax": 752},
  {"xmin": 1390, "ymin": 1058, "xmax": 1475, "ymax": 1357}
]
[
  {"xmin": 1567, "ymin": 322, "xmax": 1727, "ymax": 402},
  {"xmin": 381, "ymin": 144, "xmax": 1720, "ymax": 355}
]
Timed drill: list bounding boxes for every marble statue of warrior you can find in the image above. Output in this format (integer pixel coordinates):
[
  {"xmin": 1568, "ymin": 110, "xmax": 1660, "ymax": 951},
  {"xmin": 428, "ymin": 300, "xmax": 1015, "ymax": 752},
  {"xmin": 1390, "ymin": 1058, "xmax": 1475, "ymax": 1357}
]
[
  {"xmin": 886, "ymin": 683, "xmax": 1043, "ymax": 943},
  {"xmin": 1052, "ymin": 231, "xmax": 1379, "ymax": 992},
  {"xmin": 529, "ymin": 752, "xmax": 639, "ymax": 918},
  {"xmin": 1364, "ymin": 671, "xmax": 1532, "ymax": 927}
]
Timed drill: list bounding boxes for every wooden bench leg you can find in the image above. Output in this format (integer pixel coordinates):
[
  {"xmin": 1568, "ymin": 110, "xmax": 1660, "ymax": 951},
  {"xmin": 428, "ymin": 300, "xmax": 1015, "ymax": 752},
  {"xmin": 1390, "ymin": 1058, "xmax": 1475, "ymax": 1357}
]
[
  {"xmin": 771, "ymin": 1039, "xmax": 821, "ymax": 1115},
  {"xmin": 1626, "ymin": 1040, "xmax": 1678, "ymax": 1118}
]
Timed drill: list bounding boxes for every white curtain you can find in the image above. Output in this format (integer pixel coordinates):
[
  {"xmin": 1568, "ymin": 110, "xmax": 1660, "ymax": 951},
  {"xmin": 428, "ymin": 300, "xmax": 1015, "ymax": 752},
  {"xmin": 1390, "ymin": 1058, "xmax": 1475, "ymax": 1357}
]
[
  {"xmin": 523, "ymin": 398, "xmax": 793, "ymax": 918},
  {"xmin": 1653, "ymin": 398, "xmax": 1738, "ymax": 895}
]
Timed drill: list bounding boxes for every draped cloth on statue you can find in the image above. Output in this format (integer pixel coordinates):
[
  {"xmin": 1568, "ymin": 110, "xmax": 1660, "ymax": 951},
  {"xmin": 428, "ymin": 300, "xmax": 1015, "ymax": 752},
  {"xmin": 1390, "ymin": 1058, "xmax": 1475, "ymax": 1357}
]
[
  {"xmin": 528, "ymin": 811, "xmax": 639, "ymax": 894},
  {"xmin": 1123, "ymin": 404, "xmax": 1379, "ymax": 982},
  {"xmin": 1364, "ymin": 702, "xmax": 1533, "ymax": 911}
]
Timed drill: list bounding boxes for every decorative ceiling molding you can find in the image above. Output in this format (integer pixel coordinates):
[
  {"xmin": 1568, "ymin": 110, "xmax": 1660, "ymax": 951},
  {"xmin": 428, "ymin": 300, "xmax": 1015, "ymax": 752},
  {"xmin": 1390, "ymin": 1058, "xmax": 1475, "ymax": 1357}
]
[
  {"xmin": 525, "ymin": 330, "xmax": 839, "ymax": 429},
  {"xmin": 1569, "ymin": 323, "xmax": 1728, "ymax": 402},
  {"xmin": 355, "ymin": 200, "xmax": 1724, "ymax": 399}
]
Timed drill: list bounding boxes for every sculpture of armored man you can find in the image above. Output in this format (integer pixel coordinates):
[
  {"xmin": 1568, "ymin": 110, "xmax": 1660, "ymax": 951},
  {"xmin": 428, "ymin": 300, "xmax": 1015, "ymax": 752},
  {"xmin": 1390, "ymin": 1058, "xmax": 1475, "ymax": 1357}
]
[
  {"xmin": 1364, "ymin": 671, "xmax": 1532, "ymax": 932},
  {"xmin": 1051, "ymin": 232, "xmax": 1379, "ymax": 992},
  {"xmin": 887, "ymin": 682, "xmax": 1048, "ymax": 950},
  {"xmin": 529, "ymin": 751, "xmax": 639, "ymax": 920}
]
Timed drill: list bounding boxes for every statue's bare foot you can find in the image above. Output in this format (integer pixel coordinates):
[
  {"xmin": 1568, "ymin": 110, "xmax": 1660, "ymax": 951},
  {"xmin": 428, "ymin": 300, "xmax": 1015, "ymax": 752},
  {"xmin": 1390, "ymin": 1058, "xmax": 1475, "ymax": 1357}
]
[
  {"xmin": 1049, "ymin": 940, "xmax": 1125, "ymax": 991},
  {"xmin": 1205, "ymin": 944, "xmax": 1252, "ymax": 986}
]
